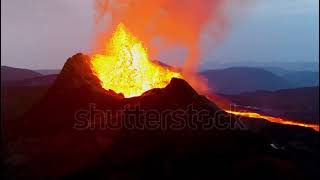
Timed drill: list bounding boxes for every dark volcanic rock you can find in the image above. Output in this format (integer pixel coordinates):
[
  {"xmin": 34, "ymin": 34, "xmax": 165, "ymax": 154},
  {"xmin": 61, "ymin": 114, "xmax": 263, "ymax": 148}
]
[
  {"xmin": 4, "ymin": 53, "xmax": 319, "ymax": 179},
  {"xmin": 50, "ymin": 53, "xmax": 102, "ymax": 95}
]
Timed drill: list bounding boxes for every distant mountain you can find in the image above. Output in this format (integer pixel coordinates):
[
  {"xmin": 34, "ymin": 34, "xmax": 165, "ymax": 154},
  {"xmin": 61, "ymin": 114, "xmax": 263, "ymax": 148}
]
[
  {"xmin": 263, "ymin": 67, "xmax": 319, "ymax": 87},
  {"xmin": 2, "ymin": 74, "xmax": 58, "ymax": 87},
  {"xmin": 281, "ymin": 71, "xmax": 319, "ymax": 87},
  {"xmin": 1, "ymin": 66, "xmax": 42, "ymax": 82},
  {"xmin": 35, "ymin": 69, "xmax": 61, "ymax": 75},
  {"xmin": 221, "ymin": 86, "xmax": 319, "ymax": 123},
  {"xmin": 201, "ymin": 67, "xmax": 293, "ymax": 94},
  {"xmin": 263, "ymin": 67, "xmax": 292, "ymax": 76},
  {"xmin": 202, "ymin": 61, "xmax": 319, "ymax": 72}
]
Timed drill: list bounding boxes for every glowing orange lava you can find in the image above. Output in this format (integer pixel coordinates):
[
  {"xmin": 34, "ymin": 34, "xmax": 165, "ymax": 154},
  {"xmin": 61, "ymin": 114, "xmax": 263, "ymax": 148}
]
[
  {"xmin": 226, "ymin": 110, "xmax": 319, "ymax": 132},
  {"xmin": 90, "ymin": 23, "xmax": 318, "ymax": 132},
  {"xmin": 91, "ymin": 23, "xmax": 181, "ymax": 97}
]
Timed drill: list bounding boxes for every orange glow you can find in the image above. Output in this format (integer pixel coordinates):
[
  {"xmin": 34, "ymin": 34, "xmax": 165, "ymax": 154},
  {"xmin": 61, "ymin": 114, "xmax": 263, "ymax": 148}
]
[
  {"xmin": 93, "ymin": 0, "xmax": 248, "ymax": 73},
  {"xmin": 226, "ymin": 110, "xmax": 319, "ymax": 132},
  {"xmin": 89, "ymin": 21, "xmax": 317, "ymax": 132},
  {"xmin": 90, "ymin": 23, "xmax": 181, "ymax": 97}
]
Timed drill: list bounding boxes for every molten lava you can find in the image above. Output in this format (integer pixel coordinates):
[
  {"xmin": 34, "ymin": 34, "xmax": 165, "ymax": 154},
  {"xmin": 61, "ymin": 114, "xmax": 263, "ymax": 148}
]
[
  {"xmin": 91, "ymin": 23, "xmax": 181, "ymax": 97},
  {"xmin": 226, "ymin": 110, "xmax": 319, "ymax": 132},
  {"xmin": 90, "ymin": 23, "xmax": 318, "ymax": 132}
]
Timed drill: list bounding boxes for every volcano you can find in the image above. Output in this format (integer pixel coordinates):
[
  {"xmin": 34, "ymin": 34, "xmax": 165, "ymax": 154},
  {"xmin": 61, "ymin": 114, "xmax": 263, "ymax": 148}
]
[{"xmin": 4, "ymin": 52, "xmax": 319, "ymax": 179}]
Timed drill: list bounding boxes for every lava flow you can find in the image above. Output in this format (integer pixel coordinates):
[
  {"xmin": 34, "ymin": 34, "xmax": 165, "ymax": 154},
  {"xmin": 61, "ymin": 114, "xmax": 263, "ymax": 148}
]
[
  {"xmin": 91, "ymin": 23, "xmax": 181, "ymax": 97},
  {"xmin": 226, "ymin": 110, "xmax": 319, "ymax": 132}
]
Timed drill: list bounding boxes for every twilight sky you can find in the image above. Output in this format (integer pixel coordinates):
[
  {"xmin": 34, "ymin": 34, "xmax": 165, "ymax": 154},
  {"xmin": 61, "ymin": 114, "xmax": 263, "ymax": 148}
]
[{"xmin": 1, "ymin": 0, "xmax": 319, "ymax": 70}]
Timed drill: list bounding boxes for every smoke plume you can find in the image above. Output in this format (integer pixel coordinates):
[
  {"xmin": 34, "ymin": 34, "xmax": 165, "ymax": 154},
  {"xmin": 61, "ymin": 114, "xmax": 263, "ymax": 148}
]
[{"xmin": 93, "ymin": 0, "xmax": 246, "ymax": 73}]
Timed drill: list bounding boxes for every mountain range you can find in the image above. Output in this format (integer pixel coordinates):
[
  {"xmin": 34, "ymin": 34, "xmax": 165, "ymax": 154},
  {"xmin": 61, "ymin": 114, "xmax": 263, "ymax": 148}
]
[
  {"xmin": 2, "ymin": 66, "xmax": 318, "ymax": 95},
  {"xmin": 201, "ymin": 67, "xmax": 318, "ymax": 94},
  {"xmin": 3, "ymin": 53, "xmax": 319, "ymax": 179},
  {"xmin": 1, "ymin": 66, "xmax": 42, "ymax": 82}
]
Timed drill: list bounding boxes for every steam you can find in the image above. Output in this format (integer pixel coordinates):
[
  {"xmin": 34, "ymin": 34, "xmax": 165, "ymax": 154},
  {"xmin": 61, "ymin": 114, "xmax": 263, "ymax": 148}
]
[{"xmin": 93, "ymin": 0, "xmax": 246, "ymax": 73}]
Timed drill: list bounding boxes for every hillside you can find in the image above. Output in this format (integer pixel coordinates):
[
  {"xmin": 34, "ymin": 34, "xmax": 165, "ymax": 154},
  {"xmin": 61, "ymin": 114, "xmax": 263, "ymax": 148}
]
[
  {"xmin": 1, "ymin": 66, "xmax": 42, "ymax": 82},
  {"xmin": 2, "ymin": 74, "xmax": 58, "ymax": 87},
  {"xmin": 201, "ymin": 67, "xmax": 293, "ymax": 94},
  {"xmin": 221, "ymin": 86, "xmax": 319, "ymax": 123},
  {"xmin": 35, "ymin": 69, "xmax": 61, "ymax": 75},
  {"xmin": 282, "ymin": 71, "xmax": 319, "ymax": 87},
  {"xmin": 4, "ymin": 53, "xmax": 319, "ymax": 179}
]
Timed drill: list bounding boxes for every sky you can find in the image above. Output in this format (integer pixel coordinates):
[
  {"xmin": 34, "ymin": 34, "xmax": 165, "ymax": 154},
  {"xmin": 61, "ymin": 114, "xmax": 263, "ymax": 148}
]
[{"xmin": 1, "ymin": 0, "xmax": 319, "ymax": 70}]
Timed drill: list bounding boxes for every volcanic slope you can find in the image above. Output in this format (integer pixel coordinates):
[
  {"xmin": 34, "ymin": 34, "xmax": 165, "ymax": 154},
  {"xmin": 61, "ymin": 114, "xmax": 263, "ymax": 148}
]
[{"xmin": 4, "ymin": 53, "xmax": 319, "ymax": 179}]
